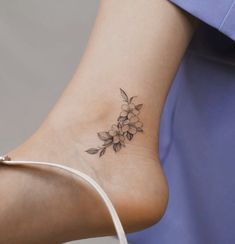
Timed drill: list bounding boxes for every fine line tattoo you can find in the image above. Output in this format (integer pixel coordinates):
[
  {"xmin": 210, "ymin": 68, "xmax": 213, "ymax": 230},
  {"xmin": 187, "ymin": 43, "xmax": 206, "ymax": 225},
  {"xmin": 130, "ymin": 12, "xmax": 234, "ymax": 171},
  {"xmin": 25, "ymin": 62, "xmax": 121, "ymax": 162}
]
[{"xmin": 86, "ymin": 88, "xmax": 144, "ymax": 157}]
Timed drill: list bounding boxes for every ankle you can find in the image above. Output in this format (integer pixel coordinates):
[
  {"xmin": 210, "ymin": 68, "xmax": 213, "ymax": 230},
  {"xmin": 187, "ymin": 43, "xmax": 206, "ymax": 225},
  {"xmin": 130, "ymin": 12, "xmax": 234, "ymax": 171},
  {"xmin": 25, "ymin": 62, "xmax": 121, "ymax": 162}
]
[{"xmin": 45, "ymin": 90, "xmax": 158, "ymax": 155}]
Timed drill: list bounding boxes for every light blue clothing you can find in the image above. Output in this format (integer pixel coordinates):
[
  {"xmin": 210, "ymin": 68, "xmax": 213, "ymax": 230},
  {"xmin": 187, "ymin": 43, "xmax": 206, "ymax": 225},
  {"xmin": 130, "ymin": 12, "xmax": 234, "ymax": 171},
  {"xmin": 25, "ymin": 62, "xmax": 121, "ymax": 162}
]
[{"xmin": 127, "ymin": 1, "xmax": 235, "ymax": 243}]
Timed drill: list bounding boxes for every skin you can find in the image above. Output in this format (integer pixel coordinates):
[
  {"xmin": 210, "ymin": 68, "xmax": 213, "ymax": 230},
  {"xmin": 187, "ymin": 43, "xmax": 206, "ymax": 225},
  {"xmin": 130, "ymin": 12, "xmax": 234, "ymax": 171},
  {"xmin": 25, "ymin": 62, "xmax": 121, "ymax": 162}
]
[{"xmin": 0, "ymin": 0, "xmax": 198, "ymax": 243}]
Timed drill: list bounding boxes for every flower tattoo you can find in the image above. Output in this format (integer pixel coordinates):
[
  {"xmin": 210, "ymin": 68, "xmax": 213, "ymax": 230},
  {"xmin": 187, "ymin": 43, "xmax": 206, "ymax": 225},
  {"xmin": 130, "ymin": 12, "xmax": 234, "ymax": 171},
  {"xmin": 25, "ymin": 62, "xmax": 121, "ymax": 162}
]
[{"xmin": 85, "ymin": 88, "xmax": 144, "ymax": 157}]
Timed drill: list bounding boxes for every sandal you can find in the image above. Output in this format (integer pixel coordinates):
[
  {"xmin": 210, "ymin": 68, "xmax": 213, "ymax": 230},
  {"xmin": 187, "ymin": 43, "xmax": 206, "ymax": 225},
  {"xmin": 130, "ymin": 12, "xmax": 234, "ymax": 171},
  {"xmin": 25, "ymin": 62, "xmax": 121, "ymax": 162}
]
[{"xmin": 0, "ymin": 155, "xmax": 128, "ymax": 244}]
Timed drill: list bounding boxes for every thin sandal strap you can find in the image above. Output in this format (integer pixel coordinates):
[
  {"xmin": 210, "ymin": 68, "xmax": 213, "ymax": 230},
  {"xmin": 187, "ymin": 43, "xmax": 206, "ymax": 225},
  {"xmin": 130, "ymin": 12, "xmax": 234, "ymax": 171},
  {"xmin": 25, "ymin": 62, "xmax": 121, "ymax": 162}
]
[{"xmin": 0, "ymin": 155, "xmax": 128, "ymax": 244}]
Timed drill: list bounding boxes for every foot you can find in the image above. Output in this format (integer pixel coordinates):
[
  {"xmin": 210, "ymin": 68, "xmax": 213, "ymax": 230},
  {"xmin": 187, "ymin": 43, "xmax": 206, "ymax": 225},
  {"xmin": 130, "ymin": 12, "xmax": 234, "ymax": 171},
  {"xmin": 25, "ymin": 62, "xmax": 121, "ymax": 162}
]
[{"xmin": 6, "ymin": 93, "xmax": 169, "ymax": 242}]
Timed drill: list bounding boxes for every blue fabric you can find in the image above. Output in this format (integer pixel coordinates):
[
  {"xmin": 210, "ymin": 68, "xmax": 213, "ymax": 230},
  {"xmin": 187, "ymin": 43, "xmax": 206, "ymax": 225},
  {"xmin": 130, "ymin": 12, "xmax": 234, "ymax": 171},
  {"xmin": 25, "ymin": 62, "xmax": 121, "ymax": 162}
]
[
  {"xmin": 170, "ymin": 0, "xmax": 235, "ymax": 41},
  {"xmin": 127, "ymin": 1, "xmax": 235, "ymax": 244}
]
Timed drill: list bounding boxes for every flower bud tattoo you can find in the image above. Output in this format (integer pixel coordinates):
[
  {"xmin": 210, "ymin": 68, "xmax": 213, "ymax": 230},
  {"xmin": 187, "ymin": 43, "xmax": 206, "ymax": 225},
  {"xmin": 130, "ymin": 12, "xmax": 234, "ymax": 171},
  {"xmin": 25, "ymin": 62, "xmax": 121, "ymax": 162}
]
[{"xmin": 86, "ymin": 88, "xmax": 143, "ymax": 157}]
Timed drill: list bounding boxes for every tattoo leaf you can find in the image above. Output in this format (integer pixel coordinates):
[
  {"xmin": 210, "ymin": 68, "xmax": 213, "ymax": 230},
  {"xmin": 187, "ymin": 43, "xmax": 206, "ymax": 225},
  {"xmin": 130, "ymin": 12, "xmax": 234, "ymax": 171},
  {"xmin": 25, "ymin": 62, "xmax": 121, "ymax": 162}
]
[
  {"xmin": 86, "ymin": 148, "xmax": 100, "ymax": 154},
  {"xmin": 113, "ymin": 142, "xmax": 122, "ymax": 152},
  {"xmin": 118, "ymin": 116, "xmax": 127, "ymax": 123},
  {"xmin": 129, "ymin": 96, "xmax": 137, "ymax": 103},
  {"xmin": 103, "ymin": 139, "xmax": 113, "ymax": 146},
  {"xmin": 135, "ymin": 104, "xmax": 143, "ymax": 111},
  {"xmin": 120, "ymin": 88, "xmax": 129, "ymax": 103},
  {"xmin": 99, "ymin": 147, "xmax": 106, "ymax": 157},
  {"xmin": 137, "ymin": 127, "xmax": 144, "ymax": 132},
  {"xmin": 97, "ymin": 132, "xmax": 112, "ymax": 141},
  {"xmin": 126, "ymin": 132, "xmax": 133, "ymax": 141}
]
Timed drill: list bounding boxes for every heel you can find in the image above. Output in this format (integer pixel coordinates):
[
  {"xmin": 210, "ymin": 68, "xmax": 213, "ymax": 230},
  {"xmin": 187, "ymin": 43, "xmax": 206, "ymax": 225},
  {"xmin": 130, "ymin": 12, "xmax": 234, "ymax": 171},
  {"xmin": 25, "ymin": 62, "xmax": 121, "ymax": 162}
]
[{"xmin": 0, "ymin": 155, "xmax": 128, "ymax": 244}]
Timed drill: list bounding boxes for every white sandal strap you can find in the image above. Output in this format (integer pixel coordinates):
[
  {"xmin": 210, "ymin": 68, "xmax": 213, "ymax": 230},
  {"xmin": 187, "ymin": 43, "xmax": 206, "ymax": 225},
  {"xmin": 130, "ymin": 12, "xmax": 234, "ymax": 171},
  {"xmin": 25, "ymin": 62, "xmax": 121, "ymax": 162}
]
[{"xmin": 0, "ymin": 155, "xmax": 128, "ymax": 244}]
